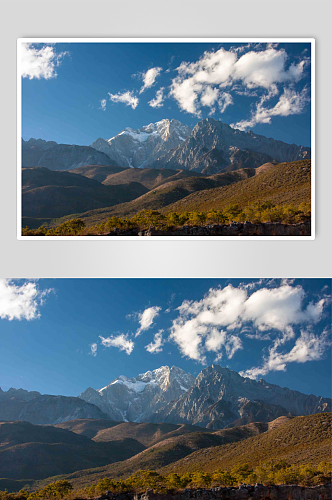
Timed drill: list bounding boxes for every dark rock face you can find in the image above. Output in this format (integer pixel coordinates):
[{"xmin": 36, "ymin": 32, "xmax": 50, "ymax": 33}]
[
  {"xmin": 0, "ymin": 388, "xmax": 110, "ymax": 424},
  {"xmin": 96, "ymin": 484, "xmax": 332, "ymax": 500},
  {"xmin": 152, "ymin": 118, "xmax": 311, "ymax": 173},
  {"xmin": 105, "ymin": 221, "xmax": 311, "ymax": 237},
  {"xmin": 150, "ymin": 365, "xmax": 330, "ymax": 429}
]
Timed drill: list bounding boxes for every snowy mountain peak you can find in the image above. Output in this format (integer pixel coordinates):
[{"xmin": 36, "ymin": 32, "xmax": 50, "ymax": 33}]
[
  {"xmin": 79, "ymin": 365, "xmax": 195, "ymax": 422},
  {"xmin": 90, "ymin": 119, "xmax": 192, "ymax": 168}
]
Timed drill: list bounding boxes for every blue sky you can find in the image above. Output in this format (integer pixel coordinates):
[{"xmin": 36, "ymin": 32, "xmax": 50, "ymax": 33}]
[
  {"xmin": 0, "ymin": 278, "xmax": 330, "ymax": 399},
  {"xmin": 21, "ymin": 41, "xmax": 311, "ymax": 147}
]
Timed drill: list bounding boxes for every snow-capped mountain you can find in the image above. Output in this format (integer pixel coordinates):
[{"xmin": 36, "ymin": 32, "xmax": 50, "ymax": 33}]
[
  {"xmin": 79, "ymin": 365, "xmax": 195, "ymax": 422},
  {"xmin": 2, "ymin": 365, "xmax": 329, "ymax": 429},
  {"xmin": 151, "ymin": 118, "xmax": 311, "ymax": 174},
  {"xmin": 90, "ymin": 118, "xmax": 310, "ymax": 174},
  {"xmin": 151, "ymin": 365, "xmax": 331, "ymax": 429},
  {"xmin": 90, "ymin": 119, "xmax": 192, "ymax": 168}
]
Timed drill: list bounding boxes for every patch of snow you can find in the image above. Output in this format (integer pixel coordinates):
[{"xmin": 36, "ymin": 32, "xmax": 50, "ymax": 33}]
[{"xmin": 108, "ymin": 378, "xmax": 149, "ymax": 393}]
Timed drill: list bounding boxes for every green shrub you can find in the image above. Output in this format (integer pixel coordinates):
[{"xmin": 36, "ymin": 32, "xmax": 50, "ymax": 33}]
[{"xmin": 22, "ymin": 200, "xmax": 311, "ymax": 236}]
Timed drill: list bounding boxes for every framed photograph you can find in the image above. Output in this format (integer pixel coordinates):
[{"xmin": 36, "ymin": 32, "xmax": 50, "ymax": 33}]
[
  {"xmin": 0, "ymin": 277, "xmax": 330, "ymax": 494},
  {"xmin": 18, "ymin": 38, "xmax": 314, "ymax": 239}
]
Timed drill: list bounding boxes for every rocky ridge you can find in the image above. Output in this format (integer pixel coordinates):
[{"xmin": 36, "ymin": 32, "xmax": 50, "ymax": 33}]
[
  {"xmin": 22, "ymin": 118, "xmax": 311, "ymax": 174},
  {"xmin": 79, "ymin": 366, "xmax": 195, "ymax": 422},
  {"xmin": 151, "ymin": 118, "xmax": 311, "ymax": 174},
  {"xmin": 151, "ymin": 365, "xmax": 331, "ymax": 429},
  {"xmin": 22, "ymin": 140, "xmax": 115, "ymax": 170},
  {"xmin": 91, "ymin": 119, "xmax": 192, "ymax": 169},
  {"xmin": 0, "ymin": 388, "xmax": 109, "ymax": 425}
]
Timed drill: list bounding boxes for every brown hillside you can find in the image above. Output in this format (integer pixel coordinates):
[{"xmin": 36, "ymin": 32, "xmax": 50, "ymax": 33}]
[
  {"xmin": 70, "ymin": 165, "xmax": 129, "ymax": 182},
  {"xmin": 159, "ymin": 413, "xmax": 331, "ymax": 476},
  {"xmin": 0, "ymin": 421, "xmax": 145, "ymax": 480},
  {"xmin": 22, "ymin": 167, "xmax": 148, "ymax": 220},
  {"xmin": 102, "ymin": 168, "xmax": 206, "ymax": 190},
  {"xmin": 163, "ymin": 160, "xmax": 310, "ymax": 214},
  {"xmin": 93, "ymin": 422, "xmax": 209, "ymax": 447},
  {"xmin": 54, "ymin": 419, "xmax": 121, "ymax": 439},
  {"xmin": 49, "ymin": 419, "xmax": 274, "ymax": 488},
  {"xmin": 49, "ymin": 168, "xmax": 255, "ymax": 227}
]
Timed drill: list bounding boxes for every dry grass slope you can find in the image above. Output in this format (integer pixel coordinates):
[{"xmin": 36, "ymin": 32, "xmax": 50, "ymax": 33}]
[
  {"xmin": 163, "ymin": 160, "xmax": 310, "ymax": 214},
  {"xmin": 42, "ymin": 418, "xmax": 290, "ymax": 489},
  {"xmin": 49, "ymin": 168, "xmax": 256, "ymax": 227},
  {"xmin": 159, "ymin": 413, "xmax": 331, "ymax": 475}
]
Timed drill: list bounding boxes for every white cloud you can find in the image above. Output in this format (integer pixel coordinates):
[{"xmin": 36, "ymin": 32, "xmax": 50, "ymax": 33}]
[
  {"xmin": 232, "ymin": 87, "xmax": 309, "ymax": 131},
  {"xmin": 170, "ymin": 283, "xmax": 327, "ymax": 365},
  {"xmin": 233, "ymin": 48, "xmax": 305, "ymax": 89},
  {"xmin": 99, "ymin": 334, "xmax": 134, "ymax": 355},
  {"xmin": 218, "ymin": 92, "xmax": 233, "ymax": 113},
  {"xmin": 170, "ymin": 47, "xmax": 236, "ymax": 116},
  {"xmin": 225, "ymin": 334, "xmax": 243, "ymax": 358},
  {"xmin": 0, "ymin": 279, "xmax": 51, "ymax": 321},
  {"xmin": 136, "ymin": 306, "xmax": 161, "ymax": 337},
  {"xmin": 201, "ymin": 86, "xmax": 219, "ymax": 107},
  {"xmin": 149, "ymin": 88, "xmax": 165, "ymax": 108},
  {"xmin": 21, "ymin": 43, "xmax": 68, "ymax": 80},
  {"xmin": 145, "ymin": 330, "xmax": 165, "ymax": 353},
  {"xmin": 108, "ymin": 91, "xmax": 139, "ymax": 109},
  {"xmin": 139, "ymin": 67, "xmax": 162, "ymax": 94},
  {"xmin": 100, "ymin": 99, "xmax": 107, "ymax": 111},
  {"xmin": 234, "ymin": 88, "xmax": 259, "ymax": 97},
  {"xmin": 240, "ymin": 329, "xmax": 331, "ymax": 379},
  {"xmin": 170, "ymin": 45, "xmax": 308, "ymax": 120},
  {"xmin": 242, "ymin": 284, "xmax": 325, "ymax": 332},
  {"xmin": 205, "ymin": 328, "xmax": 226, "ymax": 352},
  {"xmin": 90, "ymin": 343, "xmax": 97, "ymax": 357}
]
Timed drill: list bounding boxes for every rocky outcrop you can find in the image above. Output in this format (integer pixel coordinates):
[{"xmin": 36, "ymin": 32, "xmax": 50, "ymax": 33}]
[
  {"xmin": 0, "ymin": 388, "xmax": 110, "ymax": 424},
  {"xmin": 105, "ymin": 221, "xmax": 311, "ymax": 237},
  {"xmin": 79, "ymin": 366, "xmax": 195, "ymax": 422},
  {"xmin": 150, "ymin": 365, "xmax": 331, "ymax": 429},
  {"xmin": 152, "ymin": 118, "xmax": 311, "ymax": 173},
  {"xmin": 94, "ymin": 484, "xmax": 332, "ymax": 500}
]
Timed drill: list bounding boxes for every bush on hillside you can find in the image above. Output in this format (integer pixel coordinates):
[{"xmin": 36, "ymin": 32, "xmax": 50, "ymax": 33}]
[
  {"xmin": 1, "ymin": 461, "xmax": 331, "ymax": 500},
  {"xmin": 22, "ymin": 200, "xmax": 311, "ymax": 236}
]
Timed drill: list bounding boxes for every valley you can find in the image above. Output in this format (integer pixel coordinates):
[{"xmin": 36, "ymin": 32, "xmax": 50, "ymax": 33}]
[
  {"xmin": 21, "ymin": 118, "xmax": 312, "ymax": 236},
  {"xmin": 0, "ymin": 365, "xmax": 330, "ymax": 495}
]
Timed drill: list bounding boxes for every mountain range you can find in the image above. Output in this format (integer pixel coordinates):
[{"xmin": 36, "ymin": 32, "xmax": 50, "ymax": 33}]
[
  {"xmin": 149, "ymin": 119, "xmax": 311, "ymax": 174},
  {"xmin": 22, "ymin": 139, "xmax": 114, "ymax": 171},
  {"xmin": 0, "ymin": 387, "xmax": 108, "ymax": 424},
  {"xmin": 1, "ymin": 365, "xmax": 329, "ymax": 428},
  {"xmin": 21, "ymin": 118, "xmax": 312, "ymax": 231},
  {"xmin": 22, "ymin": 118, "xmax": 311, "ymax": 174},
  {"xmin": 79, "ymin": 366, "xmax": 195, "ymax": 422},
  {"xmin": 90, "ymin": 119, "xmax": 192, "ymax": 169}
]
